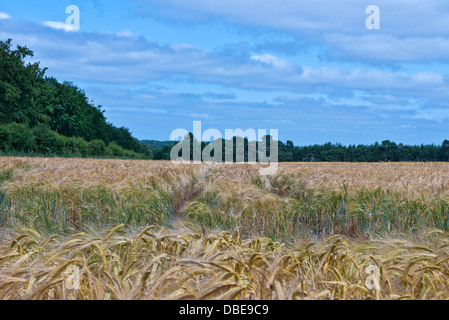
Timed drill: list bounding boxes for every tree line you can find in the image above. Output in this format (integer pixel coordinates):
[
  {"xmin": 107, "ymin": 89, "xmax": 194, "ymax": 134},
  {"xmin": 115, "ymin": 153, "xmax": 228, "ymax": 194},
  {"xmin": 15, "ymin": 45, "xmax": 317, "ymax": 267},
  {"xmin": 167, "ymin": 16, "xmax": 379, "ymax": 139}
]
[
  {"xmin": 278, "ymin": 139, "xmax": 449, "ymax": 162},
  {"xmin": 144, "ymin": 136, "xmax": 449, "ymax": 162}
]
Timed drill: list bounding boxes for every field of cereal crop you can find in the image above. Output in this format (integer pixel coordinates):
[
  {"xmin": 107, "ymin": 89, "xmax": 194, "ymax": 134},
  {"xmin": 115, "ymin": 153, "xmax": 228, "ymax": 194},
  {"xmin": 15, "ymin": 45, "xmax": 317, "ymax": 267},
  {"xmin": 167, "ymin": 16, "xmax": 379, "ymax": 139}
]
[{"xmin": 2, "ymin": 157, "xmax": 449, "ymax": 300}]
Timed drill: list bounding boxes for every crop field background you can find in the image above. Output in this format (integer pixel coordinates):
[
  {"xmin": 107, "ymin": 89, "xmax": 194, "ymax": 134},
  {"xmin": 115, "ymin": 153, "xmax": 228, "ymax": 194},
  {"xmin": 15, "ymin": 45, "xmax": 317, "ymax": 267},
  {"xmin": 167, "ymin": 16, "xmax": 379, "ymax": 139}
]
[{"xmin": 2, "ymin": 157, "xmax": 449, "ymax": 300}]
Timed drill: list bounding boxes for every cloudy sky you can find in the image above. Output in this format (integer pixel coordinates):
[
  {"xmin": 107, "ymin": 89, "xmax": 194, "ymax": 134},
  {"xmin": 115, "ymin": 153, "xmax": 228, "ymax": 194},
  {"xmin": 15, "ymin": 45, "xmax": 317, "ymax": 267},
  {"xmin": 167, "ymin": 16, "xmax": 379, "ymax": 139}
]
[{"xmin": 1, "ymin": 0, "xmax": 449, "ymax": 145}]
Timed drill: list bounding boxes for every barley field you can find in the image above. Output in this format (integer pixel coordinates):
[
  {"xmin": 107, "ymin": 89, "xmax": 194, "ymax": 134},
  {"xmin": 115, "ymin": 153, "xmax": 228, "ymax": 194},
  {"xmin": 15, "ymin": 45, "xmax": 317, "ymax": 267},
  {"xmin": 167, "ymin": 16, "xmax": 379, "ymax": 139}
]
[{"xmin": 2, "ymin": 157, "xmax": 449, "ymax": 300}]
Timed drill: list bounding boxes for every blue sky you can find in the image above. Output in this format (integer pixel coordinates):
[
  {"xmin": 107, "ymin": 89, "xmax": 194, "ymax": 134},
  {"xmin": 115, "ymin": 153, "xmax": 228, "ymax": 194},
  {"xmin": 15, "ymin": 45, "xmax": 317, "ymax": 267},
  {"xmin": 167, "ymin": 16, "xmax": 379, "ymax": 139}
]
[{"xmin": 1, "ymin": 0, "xmax": 449, "ymax": 145}]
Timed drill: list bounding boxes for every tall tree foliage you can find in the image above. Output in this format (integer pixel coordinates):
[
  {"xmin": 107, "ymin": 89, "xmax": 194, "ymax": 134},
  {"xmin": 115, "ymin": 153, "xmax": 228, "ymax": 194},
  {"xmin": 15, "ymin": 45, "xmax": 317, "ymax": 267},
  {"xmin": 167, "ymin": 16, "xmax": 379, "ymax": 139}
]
[
  {"xmin": 0, "ymin": 39, "xmax": 47, "ymax": 125},
  {"xmin": 0, "ymin": 39, "xmax": 151, "ymax": 158}
]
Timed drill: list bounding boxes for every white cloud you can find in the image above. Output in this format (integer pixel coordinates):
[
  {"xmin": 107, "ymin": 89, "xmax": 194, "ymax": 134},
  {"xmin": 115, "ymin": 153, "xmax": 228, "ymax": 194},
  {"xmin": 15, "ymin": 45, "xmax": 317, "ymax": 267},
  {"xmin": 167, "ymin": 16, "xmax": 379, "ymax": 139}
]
[
  {"xmin": 250, "ymin": 54, "xmax": 291, "ymax": 69},
  {"xmin": 137, "ymin": 0, "xmax": 449, "ymax": 37},
  {"xmin": 43, "ymin": 21, "xmax": 78, "ymax": 32},
  {"xmin": 324, "ymin": 34, "xmax": 449, "ymax": 62},
  {"xmin": 116, "ymin": 29, "xmax": 138, "ymax": 38},
  {"xmin": 297, "ymin": 67, "xmax": 444, "ymax": 90},
  {"xmin": 2, "ymin": 21, "xmax": 445, "ymax": 97},
  {"xmin": 136, "ymin": 0, "xmax": 449, "ymax": 63},
  {"xmin": 1, "ymin": 16, "xmax": 448, "ymax": 107},
  {"xmin": 0, "ymin": 11, "xmax": 10, "ymax": 19}
]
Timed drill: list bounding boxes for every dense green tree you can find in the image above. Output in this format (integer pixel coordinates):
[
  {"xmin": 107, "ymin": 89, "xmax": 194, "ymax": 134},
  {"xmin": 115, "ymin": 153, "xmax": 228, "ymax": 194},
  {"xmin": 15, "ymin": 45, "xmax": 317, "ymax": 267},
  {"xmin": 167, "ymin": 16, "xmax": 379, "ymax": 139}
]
[
  {"xmin": 0, "ymin": 39, "xmax": 150, "ymax": 159},
  {"xmin": 0, "ymin": 39, "xmax": 47, "ymax": 126}
]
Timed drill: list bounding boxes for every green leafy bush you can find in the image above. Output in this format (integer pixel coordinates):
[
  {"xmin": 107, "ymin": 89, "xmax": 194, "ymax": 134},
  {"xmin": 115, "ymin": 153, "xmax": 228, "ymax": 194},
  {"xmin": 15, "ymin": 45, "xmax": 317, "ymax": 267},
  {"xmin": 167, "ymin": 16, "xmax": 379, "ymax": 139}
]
[
  {"xmin": 3, "ymin": 123, "xmax": 35, "ymax": 152},
  {"xmin": 89, "ymin": 139, "xmax": 106, "ymax": 156}
]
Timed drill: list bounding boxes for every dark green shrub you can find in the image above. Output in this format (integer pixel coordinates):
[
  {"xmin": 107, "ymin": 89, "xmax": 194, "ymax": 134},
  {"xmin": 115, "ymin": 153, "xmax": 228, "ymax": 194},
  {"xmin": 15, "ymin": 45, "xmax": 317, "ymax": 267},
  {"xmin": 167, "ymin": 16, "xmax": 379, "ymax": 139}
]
[
  {"xmin": 0, "ymin": 125, "xmax": 11, "ymax": 151},
  {"xmin": 89, "ymin": 139, "xmax": 106, "ymax": 156},
  {"xmin": 5, "ymin": 123, "xmax": 35, "ymax": 151},
  {"xmin": 32, "ymin": 124, "xmax": 62, "ymax": 154},
  {"xmin": 106, "ymin": 142, "xmax": 126, "ymax": 157}
]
